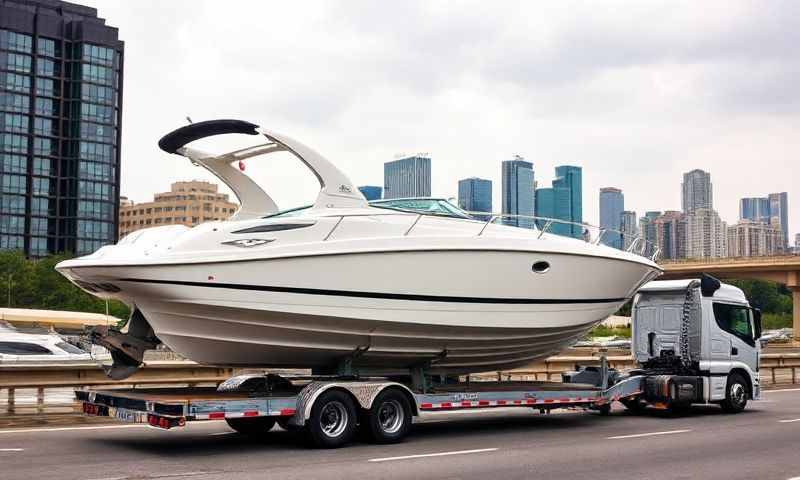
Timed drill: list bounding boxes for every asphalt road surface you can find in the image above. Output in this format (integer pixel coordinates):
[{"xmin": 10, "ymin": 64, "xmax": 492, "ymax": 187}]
[{"xmin": 2, "ymin": 388, "xmax": 800, "ymax": 480}]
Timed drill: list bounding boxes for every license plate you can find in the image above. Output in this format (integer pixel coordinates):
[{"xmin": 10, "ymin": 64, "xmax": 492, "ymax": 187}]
[{"xmin": 111, "ymin": 408, "xmax": 146, "ymax": 423}]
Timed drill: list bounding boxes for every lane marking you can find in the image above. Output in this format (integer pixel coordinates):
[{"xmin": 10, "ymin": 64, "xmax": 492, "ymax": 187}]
[
  {"xmin": 0, "ymin": 448, "xmax": 24, "ymax": 451},
  {"xmin": 764, "ymin": 388, "xmax": 800, "ymax": 393},
  {"xmin": 778, "ymin": 418, "xmax": 800, "ymax": 423},
  {"xmin": 86, "ymin": 474, "xmax": 213, "ymax": 480},
  {"xmin": 209, "ymin": 431, "xmax": 236, "ymax": 436},
  {"xmin": 368, "ymin": 447, "xmax": 499, "ymax": 463},
  {"xmin": 608, "ymin": 429, "xmax": 691, "ymax": 440},
  {"xmin": 0, "ymin": 425, "xmax": 147, "ymax": 435}
]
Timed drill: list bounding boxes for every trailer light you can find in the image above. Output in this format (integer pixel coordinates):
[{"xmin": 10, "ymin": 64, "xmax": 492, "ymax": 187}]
[{"xmin": 159, "ymin": 417, "xmax": 170, "ymax": 429}]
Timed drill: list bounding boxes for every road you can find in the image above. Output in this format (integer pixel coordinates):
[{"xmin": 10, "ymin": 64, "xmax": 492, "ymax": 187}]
[{"xmin": 2, "ymin": 389, "xmax": 800, "ymax": 480}]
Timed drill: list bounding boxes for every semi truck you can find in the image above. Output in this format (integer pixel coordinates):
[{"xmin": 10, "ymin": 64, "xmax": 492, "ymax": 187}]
[{"xmin": 76, "ymin": 275, "xmax": 763, "ymax": 448}]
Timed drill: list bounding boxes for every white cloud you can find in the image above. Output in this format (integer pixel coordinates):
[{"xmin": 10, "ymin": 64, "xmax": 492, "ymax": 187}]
[{"xmin": 86, "ymin": 0, "xmax": 799, "ymax": 239}]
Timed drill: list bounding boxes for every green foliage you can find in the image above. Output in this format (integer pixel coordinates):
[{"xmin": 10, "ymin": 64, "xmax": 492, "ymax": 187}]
[
  {"xmin": 0, "ymin": 250, "xmax": 130, "ymax": 319},
  {"xmin": 589, "ymin": 324, "xmax": 631, "ymax": 338},
  {"xmin": 726, "ymin": 279, "xmax": 793, "ymax": 315},
  {"xmin": 614, "ymin": 299, "xmax": 632, "ymax": 317},
  {"xmin": 762, "ymin": 313, "xmax": 792, "ymax": 330}
]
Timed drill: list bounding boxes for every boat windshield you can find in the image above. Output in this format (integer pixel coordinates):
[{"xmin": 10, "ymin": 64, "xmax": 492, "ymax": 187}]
[
  {"xmin": 264, "ymin": 198, "xmax": 473, "ymax": 219},
  {"xmin": 370, "ymin": 198, "xmax": 473, "ymax": 219}
]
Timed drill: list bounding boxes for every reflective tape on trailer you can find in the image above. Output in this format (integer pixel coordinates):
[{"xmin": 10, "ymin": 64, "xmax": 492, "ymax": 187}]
[
  {"xmin": 418, "ymin": 397, "xmax": 597, "ymax": 411},
  {"xmin": 192, "ymin": 408, "xmax": 296, "ymax": 420}
]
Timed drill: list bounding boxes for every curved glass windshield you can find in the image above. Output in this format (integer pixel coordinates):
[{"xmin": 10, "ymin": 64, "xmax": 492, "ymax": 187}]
[
  {"xmin": 370, "ymin": 198, "xmax": 473, "ymax": 219},
  {"xmin": 265, "ymin": 198, "xmax": 473, "ymax": 220}
]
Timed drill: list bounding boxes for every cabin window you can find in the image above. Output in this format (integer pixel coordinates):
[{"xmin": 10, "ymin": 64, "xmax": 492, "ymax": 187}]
[{"xmin": 0, "ymin": 341, "xmax": 53, "ymax": 355}]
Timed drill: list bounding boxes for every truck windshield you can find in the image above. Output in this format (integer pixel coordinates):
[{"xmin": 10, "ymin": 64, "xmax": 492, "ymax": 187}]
[{"xmin": 712, "ymin": 302, "xmax": 754, "ymax": 346}]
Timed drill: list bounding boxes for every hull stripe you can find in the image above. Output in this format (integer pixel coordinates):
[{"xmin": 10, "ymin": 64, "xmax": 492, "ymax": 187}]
[{"xmin": 118, "ymin": 278, "xmax": 627, "ymax": 305}]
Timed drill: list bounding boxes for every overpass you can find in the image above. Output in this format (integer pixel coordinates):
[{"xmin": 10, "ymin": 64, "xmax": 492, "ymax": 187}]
[{"xmin": 659, "ymin": 255, "xmax": 800, "ymax": 340}]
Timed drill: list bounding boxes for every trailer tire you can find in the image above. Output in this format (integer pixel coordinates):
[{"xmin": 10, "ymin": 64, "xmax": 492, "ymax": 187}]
[
  {"xmin": 720, "ymin": 373, "xmax": 748, "ymax": 413},
  {"xmin": 306, "ymin": 390, "xmax": 357, "ymax": 448},
  {"xmin": 364, "ymin": 389, "xmax": 412, "ymax": 444},
  {"xmin": 225, "ymin": 416, "xmax": 276, "ymax": 435}
]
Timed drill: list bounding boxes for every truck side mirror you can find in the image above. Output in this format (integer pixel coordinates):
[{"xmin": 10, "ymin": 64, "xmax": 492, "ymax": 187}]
[{"xmin": 753, "ymin": 308, "xmax": 762, "ymax": 339}]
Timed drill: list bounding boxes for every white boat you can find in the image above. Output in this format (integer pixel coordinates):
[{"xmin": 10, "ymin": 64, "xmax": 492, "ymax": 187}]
[
  {"xmin": 56, "ymin": 120, "xmax": 662, "ymax": 379},
  {"xmin": 0, "ymin": 322, "xmax": 92, "ymax": 363}
]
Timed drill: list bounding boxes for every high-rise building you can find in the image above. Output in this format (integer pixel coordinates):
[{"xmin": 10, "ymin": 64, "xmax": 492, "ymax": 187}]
[
  {"xmin": 357, "ymin": 185, "xmax": 382, "ymax": 201},
  {"xmin": 534, "ymin": 185, "xmax": 571, "ymax": 237},
  {"xmin": 727, "ymin": 220, "xmax": 783, "ymax": 258},
  {"xmin": 739, "ymin": 197, "xmax": 771, "ymax": 223},
  {"xmin": 639, "ymin": 211, "xmax": 661, "ymax": 257},
  {"xmin": 457, "ymin": 177, "xmax": 491, "ymax": 217},
  {"xmin": 653, "ymin": 211, "xmax": 685, "ymax": 260},
  {"xmin": 383, "ymin": 155, "xmax": 431, "ymax": 199},
  {"xmin": 768, "ymin": 192, "xmax": 789, "ymax": 249},
  {"xmin": 620, "ymin": 210, "xmax": 638, "ymax": 251},
  {"xmin": 795, "ymin": 233, "xmax": 800, "ymax": 252},
  {"xmin": 684, "ymin": 208, "xmax": 727, "ymax": 259},
  {"xmin": 501, "ymin": 156, "xmax": 534, "ymax": 229},
  {"xmin": 119, "ymin": 181, "xmax": 238, "ymax": 238},
  {"xmin": 738, "ymin": 192, "xmax": 789, "ymax": 250},
  {"xmin": 599, "ymin": 187, "xmax": 624, "ymax": 249},
  {"xmin": 681, "ymin": 169, "xmax": 712, "ymax": 213},
  {"xmin": 552, "ymin": 165, "xmax": 582, "ymax": 238},
  {"xmin": 0, "ymin": 0, "xmax": 123, "ymax": 257}
]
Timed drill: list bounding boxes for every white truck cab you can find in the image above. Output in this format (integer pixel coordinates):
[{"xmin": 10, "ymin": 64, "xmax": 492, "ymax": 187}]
[{"xmin": 631, "ymin": 274, "xmax": 761, "ymax": 412}]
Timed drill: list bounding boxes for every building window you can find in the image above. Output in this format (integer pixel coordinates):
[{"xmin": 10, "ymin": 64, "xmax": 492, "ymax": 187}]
[
  {"xmin": 36, "ymin": 58, "xmax": 58, "ymax": 77},
  {"xmin": 31, "ymin": 196, "xmax": 50, "ymax": 216},
  {"xmin": 32, "ymin": 177, "xmax": 51, "ymax": 196},
  {"xmin": 34, "ymin": 97, "xmax": 57, "ymax": 116},
  {"xmin": 35, "ymin": 78, "xmax": 57, "ymax": 97},
  {"xmin": 0, "ymin": 234, "xmax": 23, "ymax": 250},
  {"xmin": 1, "ymin": 72, "xmax": 30, "ymax": 93},
  {"xmin": 82, "ymin": 44, "xmax": 115, "ymax": 66},
  {"xmin": 33, "ymin": 137, "xmax": 55, "ymax": 156},
  {"xmin": 78, "ymin": 200, "xmax": 112, "ymax": 219},
  {"xmin": 1, "ymin": 174, "xmax": 26, "ymax": 194},
  {"xmin": 0, "ymin": 194, "xmax": 25, "ymax": 214},
  {"xmin": 79, "ymin": 141, "xmax": 113, "ymax": 162},
  {"xmin": 0, "ymin": 92, "xmax": 29, "ymax": 113},
  {"xmin": 79, "ymin": 161, "xmax": 114, "ymax": 181},
  {"xmin": 80, "ymin": 103, "xmax": 114, "ymax": 124},
  {"xmin": 77, "ymin": 220, "xmax": 112, "ymax": 240},
  {"xmin": 33, "ymin": 117, "xmax": 54, "ymax": 136},
  {"xmin": 0, "ymin": 30, "xmax": 32, "ymax": 53},
  {"xmin": 33, "ymin": 157, "xmax": 51, "ymax": 176},
  {"xmin": 1, "ymin": 154, "xmax": 26, "ymax": 173},
  {"xmin": 80, "ymin": 84, "xmax": 115, "ymax": 105},
  {"xmin": 80, "ymin": 122, "xmax": 115, "ymax": 143},
  {"xmin": 0, "ymin": 214, "xmax": 24, "ymax": 234},
  {"xmin": 1, "ymin": 113, "xmax": 28, "ymax": 133},
  {"xmin": 30, "ymin": 237, "xmax": 48, "ymax": 256},
  {"xmin": 37, "ymin": 37, "xmax": 58, "ymax": 58},
  {"xmin": 30, "ymin": 217, "xmax": 48, "ymax": 235},
  {"xmin": 1, "ymin": 134, "xmax": 27, "ymax": 154},
  {"xmin": 81, "ymin": 63, "xmax": 114, "ymax": 85},
  {"xmin": 1, "ymin": 52, "xmax": 31, "ymax": 73}
]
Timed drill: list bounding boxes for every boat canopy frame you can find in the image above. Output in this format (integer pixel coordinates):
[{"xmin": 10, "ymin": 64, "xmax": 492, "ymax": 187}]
[{"xmin": 157, "ymin": 119, "xmax": 367, "ymax": 220}]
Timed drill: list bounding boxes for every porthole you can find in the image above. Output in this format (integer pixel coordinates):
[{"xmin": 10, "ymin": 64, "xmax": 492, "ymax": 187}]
[{"xmin": 532, "ymin": 261, "xmax": 550, "ymax": 274}]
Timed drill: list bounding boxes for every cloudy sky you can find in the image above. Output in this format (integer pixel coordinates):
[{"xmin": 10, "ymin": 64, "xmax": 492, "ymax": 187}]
[{"xmin": 85, "ymin": 0, "xmax": 798, "ymax": 240}]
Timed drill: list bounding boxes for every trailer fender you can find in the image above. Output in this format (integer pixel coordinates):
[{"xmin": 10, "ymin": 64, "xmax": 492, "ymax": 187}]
[{"xmin": 292, "ymin": 381, "xmax": 417, "ymax": 427}]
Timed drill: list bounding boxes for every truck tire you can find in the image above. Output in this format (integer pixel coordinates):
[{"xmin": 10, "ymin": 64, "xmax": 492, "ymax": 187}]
[
  {"xmin": 306, "ymin": 390, "xmax": 357, "ymax": 448},
  {"xmin": 720, "ymin": 373, "xmax": 748, "ymax": 413},
  {"xmin": 364, "ymin": 389, "xmax": 412, "ymax": 444},
  {"xmin": 225, "ymin": 416, "xmax": 276, "ymax": 435}
]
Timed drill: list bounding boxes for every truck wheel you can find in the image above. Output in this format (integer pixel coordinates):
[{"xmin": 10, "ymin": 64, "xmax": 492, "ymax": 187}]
[
  {"xmin": 307, "ymin": 390, "xmax": 357, "ymax": 448},
  {"xmin": 720, "ymin": 373, "xmax": 748, "ymax": 413},
  {"xmin": 225, "ymin": 416, "xmax": 276, "ymax": 435},
  {"xmin": 364, "ymin": 389, "xmax": 412, "ymax": 444}
]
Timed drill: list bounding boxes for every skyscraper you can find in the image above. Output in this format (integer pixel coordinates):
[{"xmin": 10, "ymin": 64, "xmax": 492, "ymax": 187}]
[
  {"xmin": 620, "ymin": 210, "xmax": 638, "ymax": 251},
  {"xmin": 768, "ymin": 192, "xmax": 788, "ymax": 249},
  {"xmin": 552, "ymin": 165, "xmax": 582, "ymax": 238},
  {"xmin": 358, "ymin": 185, "xmax": 382, "ymax": 201},
  {"xmin": 457, "ymin": 177, "xmax": 491, "ymax": 217},
  {"xmin": 684, "ymin": 208, "xmax": 727, "ymax": 259},
  {"xmin": 383, "ymin": 155, "xmax": 431, "ymax": 199},
  {"xmin": 534, "ymin": 185, "xmax": 571, "ymax": 237},
  {"xmin": 727, "ymin": 220, "xmax": 783, "ymax": 258},
  {"xmin": 501, "ymin": 156, "xmax": 534, "ymax": 229},
  {"xmin": 739, "ymin": 197, "xmax": 771, "ymax": 223},
  {"xmin": 639, "ymin": 211, "xmax": 661, "ymax": 257},
  {"xmin": 653, "ymin": 211, "xmax": 685, "ymax": 260},
  {"xmin": 599, "ymin": 187, "xmax": 624, "ymax": 249},
  {"xmin": 681, "ymin": 169, "xmax": 712, "ymax": 213},
  {"xmin": 1, "ymin": 0, "xmax": 123, "ymax": 257}
]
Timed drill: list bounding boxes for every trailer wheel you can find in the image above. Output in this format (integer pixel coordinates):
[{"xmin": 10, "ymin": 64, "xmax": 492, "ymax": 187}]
[
  {"xmin": 364, "ymin": 389, "xmax": 412, "ymax": 444},
  {"xmin": 720, "ymin": 373, "xmax": 748, "ymax": 413},
  {"xmin": 225, "ymin": 416, "xmax": 276, "ymax": 435},
  {"xmin": 307, "ymin": 390, "xmax": 357, "ymax": 448}
]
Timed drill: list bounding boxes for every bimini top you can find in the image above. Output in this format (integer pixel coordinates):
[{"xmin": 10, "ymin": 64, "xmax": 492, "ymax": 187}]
[{"xmin": 158, "ymin": 119, "xmax": 367, "ymax": 220}]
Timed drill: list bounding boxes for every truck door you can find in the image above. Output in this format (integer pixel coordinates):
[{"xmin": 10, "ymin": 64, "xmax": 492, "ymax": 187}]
[{"xmin": 711, "ymin": 302, "xmax": 758, "ymax": 373}]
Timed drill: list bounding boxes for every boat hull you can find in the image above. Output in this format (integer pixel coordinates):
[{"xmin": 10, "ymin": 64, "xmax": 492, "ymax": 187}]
[{"xmin": 59, "ymin": 249, "xmax": 659, "ymax": 373}]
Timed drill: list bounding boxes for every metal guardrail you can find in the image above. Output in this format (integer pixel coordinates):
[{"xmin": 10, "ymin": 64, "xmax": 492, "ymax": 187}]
[{"xmin": 2, "ymin": 355, "xmax": 798, "ymax": 418}]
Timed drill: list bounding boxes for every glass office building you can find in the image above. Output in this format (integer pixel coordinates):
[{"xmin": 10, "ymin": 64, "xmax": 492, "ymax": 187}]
[
  {"xmin": 358, "ymin": 185, "xmax": 382, "ymax": 201},
  {"xmin": 457, "ymin": 177, "xmax": 491, "ymax": 218},
  {"xmin": 0, "ymin": 0, "xmax": 123, "ymax": 256},
  {"xmin": 501, "ymin": 156, "xmax": 534, "ymax": 229},
  {"xmin": 383, "ymin": 155, "xmax": 431, "ymax": 199},
  {"xmin": 599, "ymin": 187, "xmax": 624, "ymax": 249}
]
